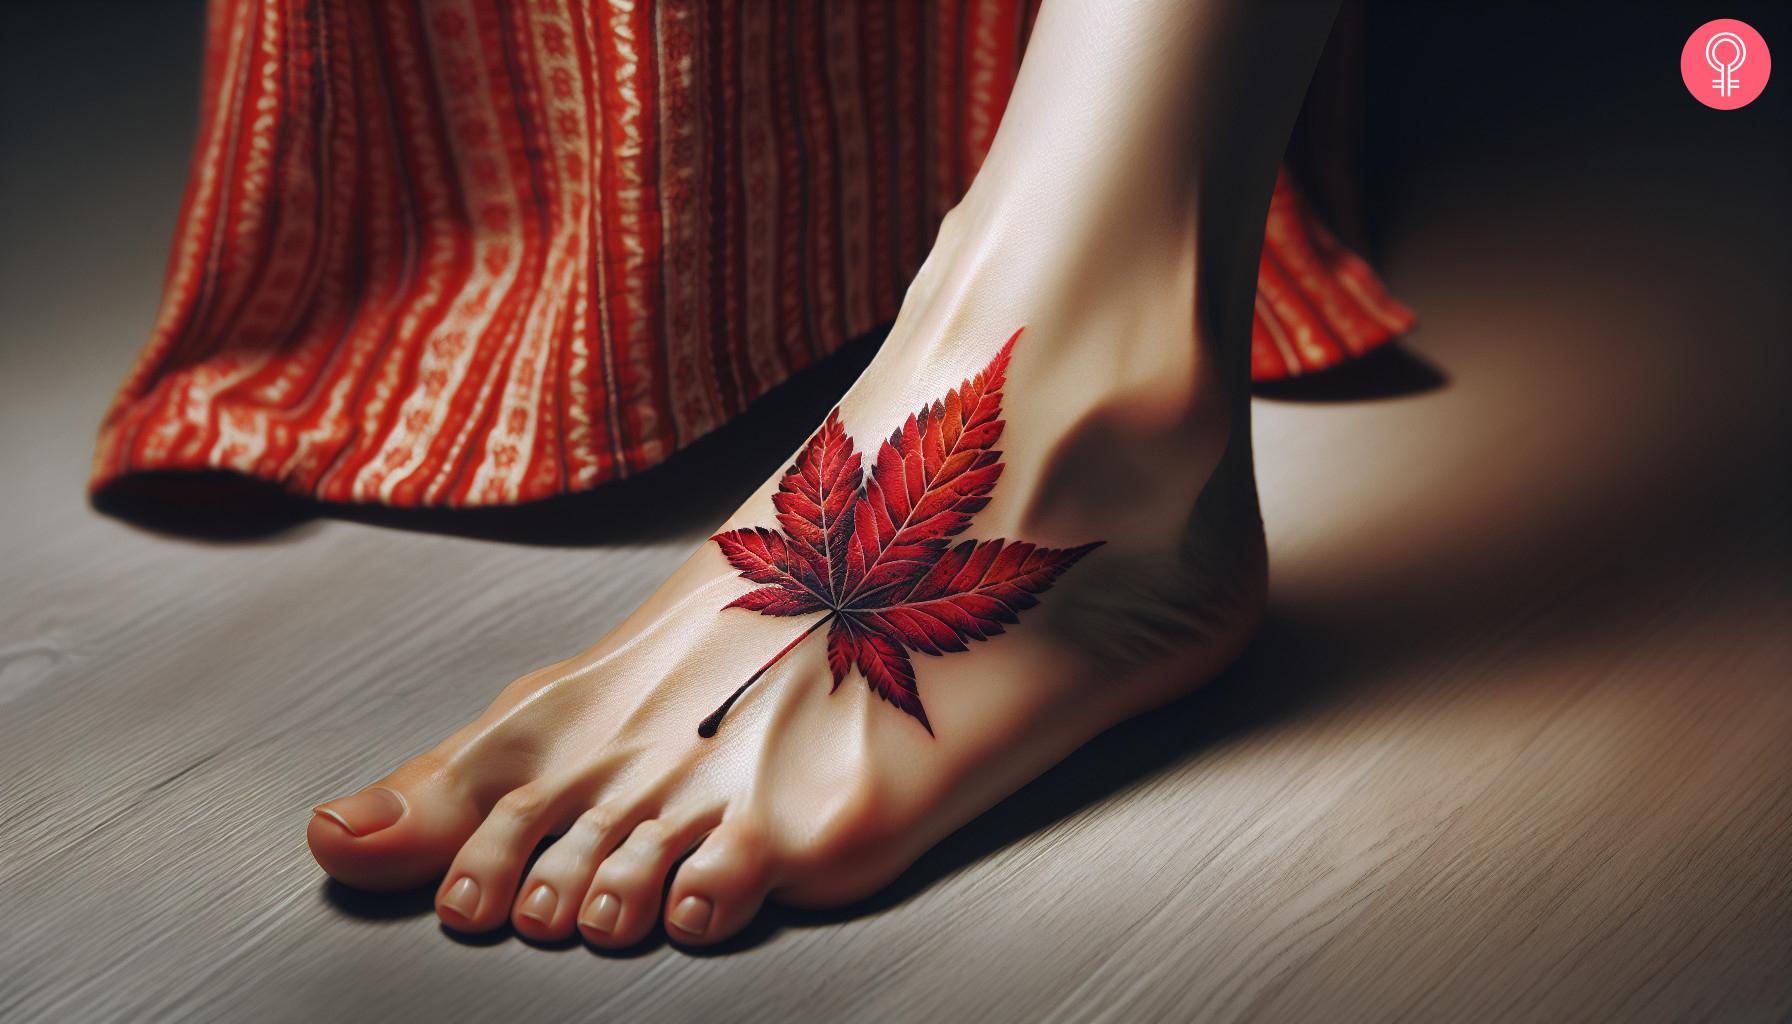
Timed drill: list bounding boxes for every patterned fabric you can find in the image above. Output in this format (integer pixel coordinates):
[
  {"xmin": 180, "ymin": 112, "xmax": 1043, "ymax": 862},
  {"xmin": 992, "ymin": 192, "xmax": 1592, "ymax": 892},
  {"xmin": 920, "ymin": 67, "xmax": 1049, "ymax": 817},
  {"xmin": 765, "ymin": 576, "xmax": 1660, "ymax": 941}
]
[{"xmin": 93, "ymin": 0, "xmax": 1413, "ymax": 508}]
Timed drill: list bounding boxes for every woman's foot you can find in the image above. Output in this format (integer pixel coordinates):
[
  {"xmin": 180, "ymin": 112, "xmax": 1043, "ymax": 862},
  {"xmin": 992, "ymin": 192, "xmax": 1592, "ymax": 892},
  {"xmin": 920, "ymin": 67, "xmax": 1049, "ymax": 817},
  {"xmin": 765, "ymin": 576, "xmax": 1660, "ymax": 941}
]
[
  {"xmin": 307, "ymin": 205, "xmax": 1267, "ymax": 946},
  {"xmin": 306, "ymin": 0, "xmax": 1338, "ymax": 948}
]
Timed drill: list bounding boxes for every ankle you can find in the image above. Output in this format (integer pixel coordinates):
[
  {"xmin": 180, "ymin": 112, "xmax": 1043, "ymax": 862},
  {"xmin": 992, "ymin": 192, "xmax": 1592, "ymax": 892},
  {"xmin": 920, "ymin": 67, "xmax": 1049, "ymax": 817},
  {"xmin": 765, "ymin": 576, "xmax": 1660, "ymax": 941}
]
[{"xmin": 862, "ymin": 203, "xmax": 1239, "ymax": 499}]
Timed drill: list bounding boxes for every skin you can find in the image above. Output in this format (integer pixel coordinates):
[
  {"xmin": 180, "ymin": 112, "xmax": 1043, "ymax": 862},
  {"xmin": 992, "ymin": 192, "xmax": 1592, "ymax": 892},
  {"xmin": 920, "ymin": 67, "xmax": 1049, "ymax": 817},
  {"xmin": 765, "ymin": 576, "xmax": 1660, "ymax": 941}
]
[{"xmin": 308, "ymin": 0, "xmax": 1340, "ymax": 948}]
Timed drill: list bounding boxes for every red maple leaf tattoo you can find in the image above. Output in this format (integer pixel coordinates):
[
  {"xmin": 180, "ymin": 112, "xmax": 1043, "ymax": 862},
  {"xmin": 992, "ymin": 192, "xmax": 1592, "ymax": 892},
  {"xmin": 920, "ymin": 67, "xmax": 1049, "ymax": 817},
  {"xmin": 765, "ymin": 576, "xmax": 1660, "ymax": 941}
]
[{"xmin": 701, "ymin": 329, "xmax": 1103, "ymax": 737}]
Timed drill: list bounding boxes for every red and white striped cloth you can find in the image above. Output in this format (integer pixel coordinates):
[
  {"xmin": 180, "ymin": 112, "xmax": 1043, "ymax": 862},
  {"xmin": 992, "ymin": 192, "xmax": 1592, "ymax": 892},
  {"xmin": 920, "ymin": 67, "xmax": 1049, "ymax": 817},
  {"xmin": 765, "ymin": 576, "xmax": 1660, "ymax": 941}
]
[{"xmin": 93, "ymin": 0, "xmax": 1413, "ymax": 509}]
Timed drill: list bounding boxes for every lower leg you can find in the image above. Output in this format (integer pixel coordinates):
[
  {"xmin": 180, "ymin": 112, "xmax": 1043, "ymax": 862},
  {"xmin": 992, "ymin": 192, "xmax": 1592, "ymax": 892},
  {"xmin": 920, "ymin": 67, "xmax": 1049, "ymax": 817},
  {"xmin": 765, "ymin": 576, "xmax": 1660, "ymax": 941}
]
[
  {"xmin": 308, "ymin": 0, "xmax": 1341, "ymax": 947},
  {"xmin": 911, "ymin": 0, "xmax": 1342, "ymax": 390}
]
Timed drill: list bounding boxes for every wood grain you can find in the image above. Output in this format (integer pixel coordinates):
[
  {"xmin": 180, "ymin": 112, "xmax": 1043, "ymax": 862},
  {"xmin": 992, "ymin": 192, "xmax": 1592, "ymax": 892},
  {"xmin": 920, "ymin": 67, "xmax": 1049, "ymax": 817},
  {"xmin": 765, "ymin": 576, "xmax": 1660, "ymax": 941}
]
[{"xmin": 1, "ymin": 3, "xmax": 1788, "ymax": 1021}]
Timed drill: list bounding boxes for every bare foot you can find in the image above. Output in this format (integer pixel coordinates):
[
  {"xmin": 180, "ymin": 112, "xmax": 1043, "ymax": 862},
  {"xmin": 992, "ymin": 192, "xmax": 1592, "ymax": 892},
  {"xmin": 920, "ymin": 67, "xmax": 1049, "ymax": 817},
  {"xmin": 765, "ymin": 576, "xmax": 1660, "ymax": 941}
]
[
  {"xmin": 308, "ymin": 218, "xmax": 1264, "ymax": 946},
  {"xmin": 305, "ymin": 0, "xmax": 1339, "ymax": 949}
]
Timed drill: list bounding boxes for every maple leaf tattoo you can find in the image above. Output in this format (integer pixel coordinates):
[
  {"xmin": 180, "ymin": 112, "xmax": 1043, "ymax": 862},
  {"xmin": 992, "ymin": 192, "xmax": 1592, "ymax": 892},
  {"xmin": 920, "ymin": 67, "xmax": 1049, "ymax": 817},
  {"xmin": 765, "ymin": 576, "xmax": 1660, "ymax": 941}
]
[{"xmin": 701, "ymin": 329, "xmax": 1103, "ymax": 737}]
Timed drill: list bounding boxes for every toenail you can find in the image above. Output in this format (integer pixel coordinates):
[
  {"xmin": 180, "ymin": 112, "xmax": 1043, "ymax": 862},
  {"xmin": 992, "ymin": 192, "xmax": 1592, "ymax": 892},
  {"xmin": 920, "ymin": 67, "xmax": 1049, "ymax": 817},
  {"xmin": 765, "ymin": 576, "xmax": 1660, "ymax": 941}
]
[
  {"xmin": 441, "ymin": 876, "xmax": 480, "ymax": 919},
  {"xmin": 519, "ymin": 883, "xmax": 557, "ymax": 924},
  {"xmin": 580, "ymin": 892, "xmax": 620, "ymax": 933},
  {"xmin": 668, "ymin": 895, "xmax": 713, "ymax": 937},
  {"xmin": 312, "ymin": 787, "xmax": 406, "ymax": 837}
]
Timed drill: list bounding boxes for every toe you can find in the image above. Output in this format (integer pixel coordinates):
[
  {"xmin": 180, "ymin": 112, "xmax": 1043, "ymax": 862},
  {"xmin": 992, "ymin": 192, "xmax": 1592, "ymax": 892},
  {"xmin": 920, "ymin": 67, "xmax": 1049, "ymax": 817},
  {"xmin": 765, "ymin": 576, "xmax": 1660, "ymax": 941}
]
[
  {"xmin": 436, "ymin": 783, "xmax": 580, "ymax": 933},
  {"xmin": 511, "ymin": 804, "xmax": 635, "ymax": 941},
  {"xmin": 578, "ymin": 813, "xmax": 717, "ymax": 948},
  {"xmin": 308, "ymin": 757, "xmax": 480, "ymax": 891},
  {"xmin": 662, "ymin": 820, "xmax": 776, "ymax": 946}
]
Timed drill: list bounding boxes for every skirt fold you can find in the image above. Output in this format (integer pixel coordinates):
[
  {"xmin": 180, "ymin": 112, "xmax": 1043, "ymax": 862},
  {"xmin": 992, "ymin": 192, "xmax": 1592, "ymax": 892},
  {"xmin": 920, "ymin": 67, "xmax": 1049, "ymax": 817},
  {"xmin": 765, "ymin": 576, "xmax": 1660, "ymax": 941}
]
[{"xmin": 93, "ymin": 0, "xmax": 1412, "ymax": 508}]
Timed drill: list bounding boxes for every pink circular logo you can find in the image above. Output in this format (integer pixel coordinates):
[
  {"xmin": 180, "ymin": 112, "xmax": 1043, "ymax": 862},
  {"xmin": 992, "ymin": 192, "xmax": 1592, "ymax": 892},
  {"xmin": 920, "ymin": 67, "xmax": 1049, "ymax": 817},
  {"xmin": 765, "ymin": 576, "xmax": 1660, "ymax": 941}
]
[{"xmin": 1682, "ymin": 19, "xmax": 1770, "ymax": 109}]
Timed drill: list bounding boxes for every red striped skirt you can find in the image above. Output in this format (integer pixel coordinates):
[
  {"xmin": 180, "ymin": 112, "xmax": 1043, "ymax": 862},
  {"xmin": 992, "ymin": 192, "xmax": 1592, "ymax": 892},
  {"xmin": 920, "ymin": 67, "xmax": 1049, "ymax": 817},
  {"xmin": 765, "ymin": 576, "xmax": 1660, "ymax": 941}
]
[{"xmin": 93, "ymin": 1, "xmax": 1413, "ymax": 509}]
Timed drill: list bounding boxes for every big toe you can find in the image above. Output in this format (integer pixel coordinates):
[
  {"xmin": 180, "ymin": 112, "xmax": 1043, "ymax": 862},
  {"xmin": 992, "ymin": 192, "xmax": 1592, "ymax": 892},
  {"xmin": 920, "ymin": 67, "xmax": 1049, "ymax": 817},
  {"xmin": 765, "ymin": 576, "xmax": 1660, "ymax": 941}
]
[{"xmin": 308, "ymin": 759, "xmax": 480, "ymax": 891}]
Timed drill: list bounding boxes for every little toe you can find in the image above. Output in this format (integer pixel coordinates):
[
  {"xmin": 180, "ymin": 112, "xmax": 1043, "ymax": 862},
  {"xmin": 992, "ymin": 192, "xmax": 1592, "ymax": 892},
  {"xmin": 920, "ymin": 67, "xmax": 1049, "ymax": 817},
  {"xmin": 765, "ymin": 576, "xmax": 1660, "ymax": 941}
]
[
  {"xmin": 436, "ymin": 783, "xmax": 579, "ymax": 933},
  {"xmin": 308, "ymin": 757, "xmax": 480, "ymax": 891},
  {"xmin": 578, "ymin": 813, "xmax": 717, "ymax": 949},
  {"xmin": 663, "ymin": 821, "xmax": 776, "ymax": 946}
]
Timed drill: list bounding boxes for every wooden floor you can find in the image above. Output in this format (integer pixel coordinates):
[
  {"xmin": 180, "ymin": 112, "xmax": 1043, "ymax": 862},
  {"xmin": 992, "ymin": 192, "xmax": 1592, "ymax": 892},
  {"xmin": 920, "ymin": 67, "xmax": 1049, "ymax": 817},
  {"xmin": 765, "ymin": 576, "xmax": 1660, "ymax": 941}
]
[{"xmin": 2, "ymin": 5, "xmax": 1788, "ymax": 1022}]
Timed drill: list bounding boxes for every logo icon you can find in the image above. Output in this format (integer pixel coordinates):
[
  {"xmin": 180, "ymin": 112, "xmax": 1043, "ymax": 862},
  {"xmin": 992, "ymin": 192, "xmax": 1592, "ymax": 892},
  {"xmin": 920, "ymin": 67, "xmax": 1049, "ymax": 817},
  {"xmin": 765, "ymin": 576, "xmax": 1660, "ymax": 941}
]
[
  {"xmin": 1682, "ymin": 20, "xmax": 1770, "ymax": 109},
  {"xmin": 1707, "ymin": 31, "xmax": 1746, "ymax": 97}
]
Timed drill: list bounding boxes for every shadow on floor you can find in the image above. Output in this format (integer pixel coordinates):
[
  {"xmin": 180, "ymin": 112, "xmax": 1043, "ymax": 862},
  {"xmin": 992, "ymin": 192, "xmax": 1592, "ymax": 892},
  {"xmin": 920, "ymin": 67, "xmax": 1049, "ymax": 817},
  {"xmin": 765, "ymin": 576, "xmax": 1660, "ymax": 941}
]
[
  {"xmin": 321, "ymin": 879, "xmax": 436, "ymax": 921},
  {"xmin": 94, "ymin": 330, "xmax": 1446, "ymax": 547},
  {"xmin": 1253, "ymin": 342, "xmax": 1446, "ymax": 403}
]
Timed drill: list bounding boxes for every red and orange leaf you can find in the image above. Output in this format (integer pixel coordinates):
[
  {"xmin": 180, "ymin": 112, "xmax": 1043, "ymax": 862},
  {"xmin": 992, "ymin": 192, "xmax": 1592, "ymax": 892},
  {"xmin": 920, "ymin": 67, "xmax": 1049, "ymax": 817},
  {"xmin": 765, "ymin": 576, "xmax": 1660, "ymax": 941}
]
[
  {"xmin": 846, "ymin": 329, "xmax": 1016, "ymax": 599},
  {"xmin": 707, "ymin": 329, "xmax": 1102, "ymax": 736},
  {"xmin": 846, "ymin": 623, "xmax": 930, "ymax": 735},
  {"xmin": 857, "ymin": 539, "xmax": 1100, "ymax": 655},
  {"xmin": 725, "ymin": 584, "xmax": 827, "ymax": 616},
  {"xmin": 825, "ymin": 620, "xmax": 855, "ymax": 691},
  {"xmin": 713, "ymin": 526, "xmax": 825, "ymax": 614},
  {"xmin": 769, "ymin": 409, "xmax": 861, "ymax": 600}
]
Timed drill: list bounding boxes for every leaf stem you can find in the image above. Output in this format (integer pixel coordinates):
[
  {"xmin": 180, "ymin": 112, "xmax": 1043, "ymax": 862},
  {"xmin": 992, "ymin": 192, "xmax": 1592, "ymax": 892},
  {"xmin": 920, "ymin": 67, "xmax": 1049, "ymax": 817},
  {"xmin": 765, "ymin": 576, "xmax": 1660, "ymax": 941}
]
[{"xmin": 698, "ymin": 612, "xmax": 834, "ymax": 738}]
